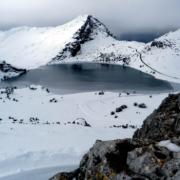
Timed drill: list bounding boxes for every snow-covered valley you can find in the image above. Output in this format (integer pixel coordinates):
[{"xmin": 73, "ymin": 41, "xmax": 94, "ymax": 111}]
[{"xmin": 0, "ymin": 85, "xmax": 176, "ymax": 179}]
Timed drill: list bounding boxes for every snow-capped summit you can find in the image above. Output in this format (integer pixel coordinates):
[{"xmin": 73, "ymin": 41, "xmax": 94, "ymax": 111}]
[{"xmin": 51, "ymin": 15, "xmax": 116, "ymax": 62}]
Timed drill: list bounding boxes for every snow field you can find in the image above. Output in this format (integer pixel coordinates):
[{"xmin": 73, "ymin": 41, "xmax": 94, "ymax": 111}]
[{"xmin": 0, "ymin": 85, "xmax": 175, "ymax": 177}]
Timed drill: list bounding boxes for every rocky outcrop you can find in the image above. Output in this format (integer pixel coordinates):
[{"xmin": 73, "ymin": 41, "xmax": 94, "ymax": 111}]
[
  {"xmin": 76, "ymin": 139, "xmax": 157, "ymax": 180},
  {"xmin": 150, "ymin": 40, "xmax": 173, "ymax": 49},
  {"xmin": 49, "ymin": 93, "xmax": 180, "ymax": 180},
  {"xmin": 133, "ymin": 93, "xmax": 180, "ymax": 141},
  {"xmin": 50, "ymin": 138, "xmax": 180, "ymax": 180},
  {"xmin": 51, "ymin": 15, "xmax": 116, "ymax": 62},
  {"xmin": 0, "ymin": 60, "xmax": 27, "ymax": 80}
]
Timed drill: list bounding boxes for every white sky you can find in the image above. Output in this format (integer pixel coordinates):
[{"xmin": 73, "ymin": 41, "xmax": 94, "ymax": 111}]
[{"xmin": 0, "ymin": 0, "xmax": 180, "ymax": 37}]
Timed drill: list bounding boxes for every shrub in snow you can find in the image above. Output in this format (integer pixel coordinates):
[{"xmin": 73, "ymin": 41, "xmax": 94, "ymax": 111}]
[
  {"xmin": 29, "ymin": 117, "xmax": 39, "ymax": 122},
  {"xmin": 5, "ymin": 87, "xmax": 14, "ymax": 95},
  {"xmin": 138, "ymin": 103, "xmax": 147, "ymax": 108},
  {"xmin": 46, "ymin": 88, "xmax": 50, "ymax": 93},
  {"xmin": 134, "ymin": 102, "xmax": 138, "ymax": 106},
  {"xmin": 111, "ymin": 111, "xmax": 115, "ymax": 115},
  {"xmin": 116, "ymin": 107, "xmax": 122, "ymax": 113},
  {"xmin": 50, "ymin": 98, "xmax": 57, "ymax": 103},
  {"xmin": 30, "ymin": 118, "xmax": 35, "ymax": 122},
  {"xmin": 72, "ymin": 118, "xmax": 91, "ymax": 127},
  {"xmin": 116, "ymin": 105, "xmax": 127, "ymax": 113},
  {"xmin": 99, "ymin": 91, "xmax": 104, "ymax": 95},
  {"xmin": 29, "ymin": 85, "xmax": 37, "ymax": 90},
  {"xmin": 121, "ymin": 105, "xmax": 127, "ymax": 109},
  {"xmin": 122, "ymin": 124, "xmax": 128, "ymax": 129}
]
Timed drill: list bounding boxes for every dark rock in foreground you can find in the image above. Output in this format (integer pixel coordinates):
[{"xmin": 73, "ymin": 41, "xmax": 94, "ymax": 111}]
[
  {"xmin": 49, "ymin": 138, "xmax": 180, "ymax": 180},
  {"xmin": 49, "ymin": 93, "xmax": 180, "ymax": 180}
]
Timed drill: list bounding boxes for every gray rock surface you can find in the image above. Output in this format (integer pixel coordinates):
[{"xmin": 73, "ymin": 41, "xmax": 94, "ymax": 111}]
[{"xmin": 133, "ymin": 93, "xmax": 180, "ymax": 141}]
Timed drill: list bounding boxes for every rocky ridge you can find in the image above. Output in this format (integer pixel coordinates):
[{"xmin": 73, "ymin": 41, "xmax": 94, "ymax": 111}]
[
  {"xmin": 0, "ymin": 60, "xmax": 26, "ymax": 81},
  {"xmin": 49, "ymin": 93, "xmax": 180, "ymax": 180},
  {"xmin": 50, "ymin": 15, "xmax": 116, "ymax": 62}
]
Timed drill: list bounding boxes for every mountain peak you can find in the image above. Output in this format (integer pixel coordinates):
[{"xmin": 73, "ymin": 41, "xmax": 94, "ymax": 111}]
[
  {"xmin": 72, "ymin": 15, "xmax": 115, "ymax": 44},
  {"xmin": 51, "ymin": 15, "xmax": 116, "ymax": 62},
  {"xmin": 73, "ymin": 15, "xmax": 116, "ymax": 42}
]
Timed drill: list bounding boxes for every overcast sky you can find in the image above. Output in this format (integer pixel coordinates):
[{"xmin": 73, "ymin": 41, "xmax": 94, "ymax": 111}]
[{"xmin": 1, "ymin": 0, "xmax": 180, "ymax": 42}]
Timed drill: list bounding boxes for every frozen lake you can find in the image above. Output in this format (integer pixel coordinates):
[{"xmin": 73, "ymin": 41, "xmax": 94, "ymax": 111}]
[{"xmin": 0, "ymin": 63, "xmax": 180, "ymax": 94}]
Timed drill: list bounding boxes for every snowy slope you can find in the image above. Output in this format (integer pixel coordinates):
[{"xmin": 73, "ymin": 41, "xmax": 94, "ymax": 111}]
[
  {"xmin": 137, "ymin": 30, "xmax": 180, "ymax": 82},
  {"xmin": 0, "ymin": 15, "xmax": 89, "ymax": 69},
  {"xmin": 0, "ymin": 15, "xmax": 145, "ymax": 71},
  {"xmin": 0, "ymin": 85, "xmax": 176, "ymax": 178},
  {"xmin": 0, "ymin": 15, "xmax": 180, "ymax": 83}
]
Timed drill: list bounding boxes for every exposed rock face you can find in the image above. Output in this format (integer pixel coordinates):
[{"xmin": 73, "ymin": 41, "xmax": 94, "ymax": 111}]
[
  {"xmin": 127, "ymin": 144, "xmax": 180, "ymax": 180},
  {"xmin": 49, "ymin": 93, "xmax": 180, "ymax": 180},
  {"xmin": 0, "ymin": 60, "xmax": 26, "ymax": 80},
  {"xmin": 133, "ymin": 93, "xmax": 180, "ymax": 141},
  {"xmin": 50, "ymin": 139, "xmax": 180, "ymax": 180},
  {"xmin": 51, "ymin": 15, "xmax": 116, "ymax": 62},
  {"xmin": 76, "ymin": 139, "xmax": 157, "ymax": 180},
  {"xmin": 150, "ymin": 40, "xmax": 172, "ymax": 49}
]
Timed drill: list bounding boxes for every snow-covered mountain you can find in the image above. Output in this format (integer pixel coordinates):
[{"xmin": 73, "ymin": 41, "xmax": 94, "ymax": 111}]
[
  {"xmin": 137, "ymin": 30, "xmax": 180, "ymax": 83},
  {"xmin": 0, "ymin": 15, "xmax": 180, "ymax": 83}
]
